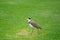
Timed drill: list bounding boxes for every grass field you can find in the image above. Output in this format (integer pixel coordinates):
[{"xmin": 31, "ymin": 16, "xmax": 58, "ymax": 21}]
[{"xmin": 0, "ymin": 0, "xmax": 60, "ymax": 40}]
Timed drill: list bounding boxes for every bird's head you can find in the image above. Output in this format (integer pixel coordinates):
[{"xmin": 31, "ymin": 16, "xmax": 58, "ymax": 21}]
[
  {"xmin": 29, "ymin": 17, "xmax": 31, "ymax": 19},
  {"xmin": 27, "ymin": 17, "xmax": 31, "ymax": 22}
]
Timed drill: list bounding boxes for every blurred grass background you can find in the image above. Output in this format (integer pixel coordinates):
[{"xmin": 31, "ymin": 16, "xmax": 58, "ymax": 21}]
[{"xmin": 0, "ymin": 0, "xmax": 60, "ymax": 40}]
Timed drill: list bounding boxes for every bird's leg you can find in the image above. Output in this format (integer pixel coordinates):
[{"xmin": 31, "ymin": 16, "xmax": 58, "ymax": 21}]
[
  {"xmin": 31, "ymin": 28, "xmax": 34, "ymax": 35},
  {"xmin": 37, "ymin": 29, "xmax": 40, "ymax": 35}
]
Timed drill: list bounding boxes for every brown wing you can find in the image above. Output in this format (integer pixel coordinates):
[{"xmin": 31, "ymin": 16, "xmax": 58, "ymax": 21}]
[{"xmin": 30, "ymin": 21, "xmax": 42, "ymax": 29}]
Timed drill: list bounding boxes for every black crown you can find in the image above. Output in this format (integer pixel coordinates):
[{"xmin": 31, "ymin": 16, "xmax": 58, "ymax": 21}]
[{"xmin": 29, "ymin": 17, "xmax": 31, "ymax": 19}]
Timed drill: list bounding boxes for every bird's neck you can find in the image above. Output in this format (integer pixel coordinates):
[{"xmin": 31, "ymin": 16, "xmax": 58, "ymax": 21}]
[{"xmin": 28, "ymin": 19, "xmax": 31, "ymax": 22}]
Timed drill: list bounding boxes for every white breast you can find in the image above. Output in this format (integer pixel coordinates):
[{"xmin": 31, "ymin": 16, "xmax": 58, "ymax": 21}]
[
  {"xmin": 29, "ymin": 24, "xmax": 34, "ymax": 28},
  {"xmin": 28, "ymin": 19, "xmax": 34, "ymax": 28}
]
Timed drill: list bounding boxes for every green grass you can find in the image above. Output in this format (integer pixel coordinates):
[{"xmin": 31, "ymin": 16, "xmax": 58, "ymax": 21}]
[{"xmin": 0, "ymin": 0, "xmax": 60, "ymax": 40}]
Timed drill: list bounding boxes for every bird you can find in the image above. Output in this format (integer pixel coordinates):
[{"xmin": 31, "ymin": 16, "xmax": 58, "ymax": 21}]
[{"xmin": 27, "ymin": 17, "xmax": 42, "ymax": 34}]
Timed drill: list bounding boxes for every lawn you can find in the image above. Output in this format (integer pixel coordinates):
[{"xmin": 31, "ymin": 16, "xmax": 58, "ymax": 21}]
[{"xmin": 0, "ymin": 0, "xmax": 60, "ymax": 40}]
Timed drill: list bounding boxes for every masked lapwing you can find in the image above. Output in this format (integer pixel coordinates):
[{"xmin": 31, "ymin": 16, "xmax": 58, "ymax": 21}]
[{"xmin": 27, "ymin": 17, "xmax": 42, "ymax": 34}]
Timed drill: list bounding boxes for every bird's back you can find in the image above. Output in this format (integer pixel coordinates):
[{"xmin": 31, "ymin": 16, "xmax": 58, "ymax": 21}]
[{"xmin": 29, "ymin": 20, "xmax": 42, "ymax": 29}]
